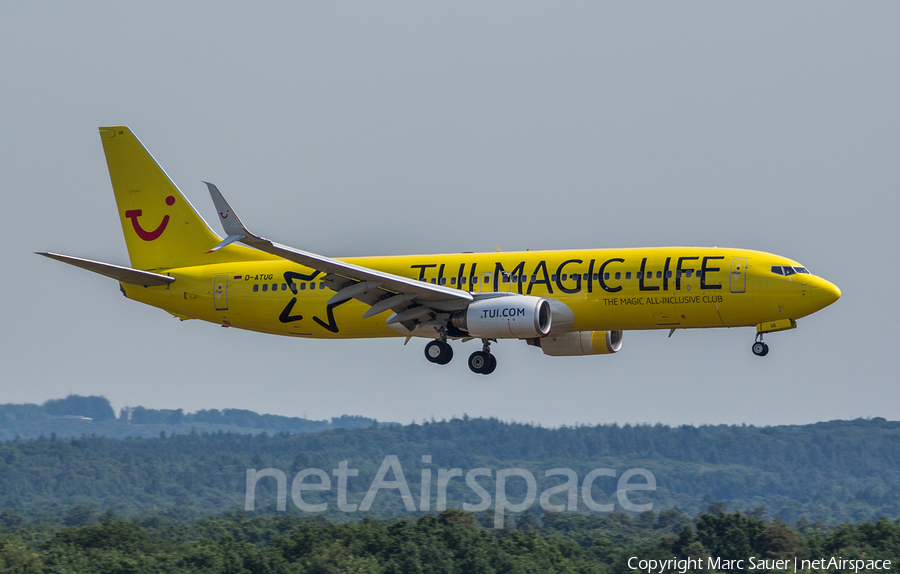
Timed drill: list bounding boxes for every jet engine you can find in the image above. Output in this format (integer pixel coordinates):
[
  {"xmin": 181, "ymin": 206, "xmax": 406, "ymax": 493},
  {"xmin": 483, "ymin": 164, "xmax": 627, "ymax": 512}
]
[
  {"xmin": 535, "ymin": 330, "xmax": 623, "ymax": 356},
  {"xmin": 452, "ymin": 295, "xmax": 551, "ymax": 339}
]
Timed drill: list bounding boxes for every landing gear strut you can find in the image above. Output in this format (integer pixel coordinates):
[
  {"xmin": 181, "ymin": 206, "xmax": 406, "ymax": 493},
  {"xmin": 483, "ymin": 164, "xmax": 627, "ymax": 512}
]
[
  {"xmin": 752, "ymin": 334, "xmax": 769, "ymax": 357},
  {"xmin": 468, "ymin": 339, "xmax": 497, "ymax": 375},
  {"xmin": 424, "ymin": 329, "xmax": 453, "ymax": 365}
]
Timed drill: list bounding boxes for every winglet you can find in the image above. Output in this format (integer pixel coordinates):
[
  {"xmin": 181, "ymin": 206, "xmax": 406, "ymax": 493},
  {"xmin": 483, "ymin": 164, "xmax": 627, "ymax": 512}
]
[{"xmin": 204, "ymin": 182, "xmax": 251, "ymax": 238}]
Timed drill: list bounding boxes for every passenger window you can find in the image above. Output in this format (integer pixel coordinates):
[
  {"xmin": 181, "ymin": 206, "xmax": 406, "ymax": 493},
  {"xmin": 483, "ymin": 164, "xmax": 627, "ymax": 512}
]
[
  {"xmin": 253, "ymin": 284, "xmax": 259, "ymax": 292},
  {"xmin": 450, "ymin": 277, "xmax": 456, "ymax": 285},
  {"xmin": 637, "ymin": 271, "xmax": 643, "ymax": 279},
  {"xmin": 583, "ymin": 273, "xmax": 589, "ymax": 281},
  {"xmin": 771, "ymin": 266, "xmax": 784, "ymax": 275},
  {"xmin": 440, "ymin": 278, "xmax": 446, "ymax": 285},
  {"xmin": 604, "ymin": 272, "xmax": 610, "ymax": 280},
  {"xmin": 551, "ymin": 274, "xmax": 558, "ymax": 281},
  {"xmin": 300, "ymin": 283, "xmax": 306, "ymax": 290},
  {"xmin": 282, "ymin": 283, "xmax": 287, "ymax": 291},
  {"xmin": 562, "ymin": 273, "xmax": 568, "ymax": 281},
  {"xmin": 696, "ymin": 271, "xmax": 703, "ymax": 278},
  {"xmin": 666, "ymin": 271, "xmax": 672, "ymax": 279},
  {"xmin": 461, "ymin": 277, "xmax": 466, "ymax": 284},
  {"xmin": 626, "ymin": 272, "xmax": 632, "ymax": 280},
  {"xmin": 501, "ymin": 275, "xmax": 509, "ymax": 283},
  {"xmin": 272, "ymin": 284, "xmax": 278, "ymax": 291},
  {"xmin": 262, "ymin": 284, "xmax": 268, "ymax": 292},
  {"xmin": 686, "ymin": 270, "xmax": 693, "ymax": 278},
  {"xmin": 531, "ymin": 275, "xmax": 537, "ymax": 282},
  {"xmin": 615, "ymin": 272, "xmax": 621, "ymax": 280},
  {"xmin": 310, "ymin": 282, "xmax": 316, "ymax": 289},
  {"xmin": 320, "ymin": 282, "xmax": 325, "ymax": 289},
  {"xmin": 656, "ymin": 271, "xmax": 662, "ymax": 279},
  {"xmin": 430, "ymin": 278, "xmax": 436, "ymax": 284},
  {"xmin": 472, "ymin": 276, "xmax": 478, "ymax": 284},
  {"xmin": 592, "ymin": 273, "xmax": 599, "ymax": 281}
]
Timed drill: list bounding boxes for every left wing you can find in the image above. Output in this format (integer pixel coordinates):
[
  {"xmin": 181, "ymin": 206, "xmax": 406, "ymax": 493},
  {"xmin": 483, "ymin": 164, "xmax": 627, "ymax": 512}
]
[{"xmin": 205, "ymin": 183, "xmax": 475, "ymax": 332}]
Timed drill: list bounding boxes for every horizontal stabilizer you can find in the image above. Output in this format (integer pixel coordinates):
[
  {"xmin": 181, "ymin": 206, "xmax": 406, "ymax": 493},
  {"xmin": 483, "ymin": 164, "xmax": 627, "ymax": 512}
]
[{"xmin": 37, "ymin": 252, "xmax": 175, "ymax": 287}]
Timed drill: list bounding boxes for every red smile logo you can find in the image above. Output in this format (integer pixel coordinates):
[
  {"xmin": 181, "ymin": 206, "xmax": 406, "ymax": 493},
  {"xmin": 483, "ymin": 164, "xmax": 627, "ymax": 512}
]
[{"xmin": 125, "ymin": 195, "xmax": 175, "ymax": 241}]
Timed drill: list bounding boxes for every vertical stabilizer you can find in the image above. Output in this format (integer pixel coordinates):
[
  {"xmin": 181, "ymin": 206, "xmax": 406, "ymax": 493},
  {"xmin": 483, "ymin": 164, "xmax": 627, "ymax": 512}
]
[{"xmin": 99, "ymin": 126, "xmax": 269, "ymax": 270}]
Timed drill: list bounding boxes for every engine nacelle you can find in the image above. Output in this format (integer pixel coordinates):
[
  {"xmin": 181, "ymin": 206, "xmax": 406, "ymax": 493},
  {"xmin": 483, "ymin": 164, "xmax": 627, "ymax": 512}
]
[
  {"xmin": 537, "ymin": 330, "xmax": 623, "ymax": 356},
  {"xmin": 452, "ymin": 295, "xmax": 552, "ymax": 339}
]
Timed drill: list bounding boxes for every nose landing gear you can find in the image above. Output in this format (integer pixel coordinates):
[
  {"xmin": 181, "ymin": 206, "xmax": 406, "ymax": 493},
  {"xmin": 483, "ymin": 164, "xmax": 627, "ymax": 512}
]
[
  {"xmin": 468, "ymin": 339, "xmax": 497, "ymax": 374},
  {"xmin": 752, "ymin": 334, "xmax": 769, "ymax": 357}
]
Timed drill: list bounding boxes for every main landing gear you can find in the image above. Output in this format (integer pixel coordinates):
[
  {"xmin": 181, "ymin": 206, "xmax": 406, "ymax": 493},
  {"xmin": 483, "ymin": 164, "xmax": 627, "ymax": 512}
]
[
  {"xmin": 752, "ymin": 334, "xmax": 769, "ymax": 357},
  {"xmin": 423, "ymin": 335, "xmax": 497, "ymax": 374},
  {"xmin": 468, "ymin": 339, "xmax": 497, "ymax": 375},
  {"xmin": 424, "ymin": 340, "xmax": 453, "ymax": 365}
]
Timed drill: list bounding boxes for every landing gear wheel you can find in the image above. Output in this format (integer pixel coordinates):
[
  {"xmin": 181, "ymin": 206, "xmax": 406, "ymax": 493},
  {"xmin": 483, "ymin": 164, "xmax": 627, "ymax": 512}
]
[
  {"xmin": 468, "ymin": 351, "xmax": 493, "ymax": 374},
  {"xmin": 752, "ymin": 341, "xmax": 769, "ymax": 357},
  {"xmin": 482, "ymin": 353, "xmax": 497, "ymax": 374},
  {"xmin": 437, "ymin": 344, "xmax": 453, "ymax": 365},
  {"xmin": 425, "ymin": 341, "xmax": 453, "ymax": 365}
]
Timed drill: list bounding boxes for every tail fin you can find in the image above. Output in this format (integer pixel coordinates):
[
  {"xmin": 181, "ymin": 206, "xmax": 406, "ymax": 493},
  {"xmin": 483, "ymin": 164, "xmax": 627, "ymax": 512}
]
[{"xmin": 99, "ymin": 126, "xmax": 271, "ymax": 270}]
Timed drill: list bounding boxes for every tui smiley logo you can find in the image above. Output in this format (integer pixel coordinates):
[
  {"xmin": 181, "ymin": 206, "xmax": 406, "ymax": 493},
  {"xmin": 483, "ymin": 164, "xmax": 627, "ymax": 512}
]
[{"xmin": 125, "ymin": 195, "xmax": 175, "ymax": 241}]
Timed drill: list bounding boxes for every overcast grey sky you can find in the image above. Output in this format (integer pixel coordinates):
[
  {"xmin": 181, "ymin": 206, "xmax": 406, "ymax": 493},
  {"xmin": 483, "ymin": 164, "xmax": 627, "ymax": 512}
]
[{"xmin": 2, "ymin": 2, "xmax": 898, "ymax": 427}]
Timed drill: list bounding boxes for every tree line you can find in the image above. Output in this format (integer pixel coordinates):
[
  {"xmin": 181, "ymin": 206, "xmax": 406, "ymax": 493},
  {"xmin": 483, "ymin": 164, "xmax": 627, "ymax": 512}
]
[
  {"xmin": 0, "ymin": 395, "xmax": 387, "ymax": 441},
  {"xmin": 0, "ymin": 506, "xmax": 897, "ymax": 573},
  {"xmin": 1, "ymin": 414, "xmax": 899, "ymax": 524}
]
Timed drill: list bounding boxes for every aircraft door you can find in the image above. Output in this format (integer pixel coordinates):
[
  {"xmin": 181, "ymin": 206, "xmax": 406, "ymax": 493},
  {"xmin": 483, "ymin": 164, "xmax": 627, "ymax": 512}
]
[
  {"xmin": 479, "ymin": 271, "xmax": 495, "ymax": 293},
  {"xmin": 730, "ymin": 258, "xmax": 747, "ymax": 293},
  {"xmin": 214, "ymin": 275, "xmax": 229, "ymax": 310}
]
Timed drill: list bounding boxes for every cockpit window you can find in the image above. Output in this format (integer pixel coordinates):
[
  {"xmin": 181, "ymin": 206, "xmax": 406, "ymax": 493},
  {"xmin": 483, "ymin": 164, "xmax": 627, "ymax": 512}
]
[{"xmin": 772, "ymin": 265, "xmax": 811, "ymax": 276}]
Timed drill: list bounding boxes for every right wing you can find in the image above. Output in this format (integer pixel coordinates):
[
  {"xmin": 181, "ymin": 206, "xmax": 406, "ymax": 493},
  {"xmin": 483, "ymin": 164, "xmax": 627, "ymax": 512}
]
[{"xmin": 205, "ymin": 183, "xmax": 476, "ymax": 332}]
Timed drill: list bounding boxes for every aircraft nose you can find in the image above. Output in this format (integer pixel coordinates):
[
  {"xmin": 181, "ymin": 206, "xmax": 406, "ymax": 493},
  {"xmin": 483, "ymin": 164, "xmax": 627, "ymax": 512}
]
[{"xmin": 813, "ymin": 277, "xmax": 841, "ymax": 309}]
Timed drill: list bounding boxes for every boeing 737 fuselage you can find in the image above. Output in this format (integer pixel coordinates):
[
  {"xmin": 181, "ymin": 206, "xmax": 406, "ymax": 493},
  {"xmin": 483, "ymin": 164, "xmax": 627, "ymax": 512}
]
[{"xmin": 40, "ymin": 127, "xmax": 841, "ymax": 374}]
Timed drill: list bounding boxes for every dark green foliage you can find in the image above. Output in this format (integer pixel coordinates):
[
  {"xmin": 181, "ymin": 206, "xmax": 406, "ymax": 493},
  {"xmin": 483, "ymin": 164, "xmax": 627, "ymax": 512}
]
[
  {"xmin": 755, "ymin": 520, "xmax": 808, "ymax": 559},
  {"xmin": 0, "ymin": 509, "xmax": 898, "ymax": 574},
  {"xmin": 2, "ymin": 416, "xmax": 900, "ymax": 523},
  {"xmin": 696, "ymin": 511, "xmax": 765, "ymax": 562},
  {"xmin": 42, "ymin": 395, "xmax": 115, "ymax": 421},
  {"xmin": 0, "ymin": 509, "xmax": 24, "ymax": 528},
  {"xmin": 128, "ymin": 406, "xmax": 185, "ymax": 425},
  {"xmin": 61, "ymin": 506, "xmax": 95, "ymax": 527}
]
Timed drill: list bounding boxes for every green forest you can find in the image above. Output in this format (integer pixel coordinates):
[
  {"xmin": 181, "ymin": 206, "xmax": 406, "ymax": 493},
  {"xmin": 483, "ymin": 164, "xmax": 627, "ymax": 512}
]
[
  {"xmin": 1, "ymin": 507, "xmax": 897, "ymax": 573},
  {"xmin": 1, "ymin": 397, "xmax": 899, "ymax": 525},
  {"xmin": 2, "ymin": 396, "xmax": 899, "ymax": 571}
]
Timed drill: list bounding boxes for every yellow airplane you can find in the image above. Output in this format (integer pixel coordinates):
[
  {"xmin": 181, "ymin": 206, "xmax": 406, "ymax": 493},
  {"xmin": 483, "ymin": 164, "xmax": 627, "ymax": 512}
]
[{"xmin": 39, "ymin": 127, "xmax": 841, "ymax": 374}]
